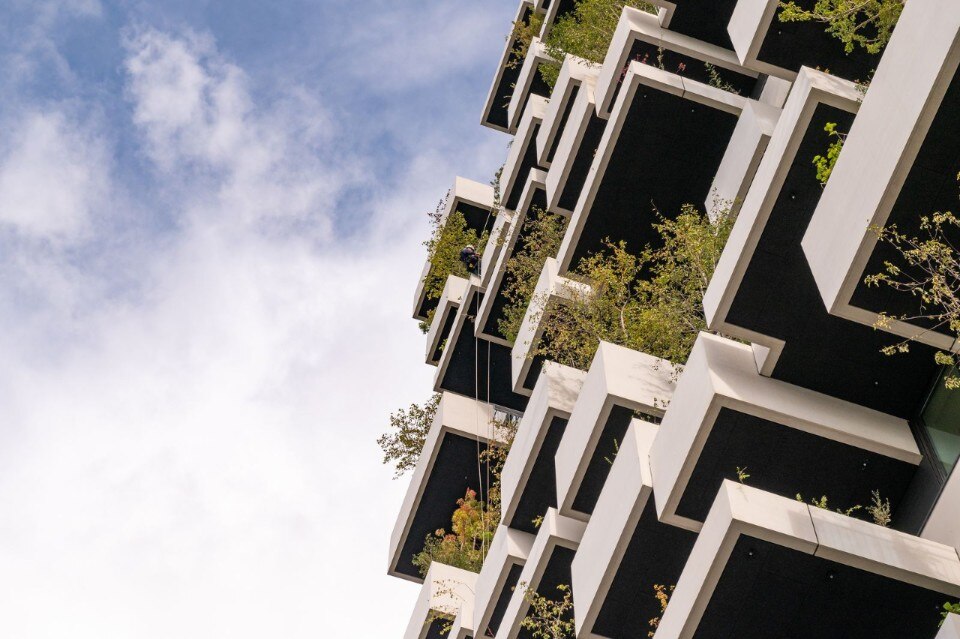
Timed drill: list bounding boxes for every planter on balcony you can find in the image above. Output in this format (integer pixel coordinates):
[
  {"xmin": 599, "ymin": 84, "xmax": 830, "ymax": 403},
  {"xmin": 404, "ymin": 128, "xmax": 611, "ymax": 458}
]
[
  {"xmin": 502, "ymin": 95, "xmax": 550, "ymax": 213},
  {"xmin": 473, "ymin": 526, "xmax": 535, "ymax": 639},
  {"xmin": 496, "ymin": 508, "xmax": 586, "ymax": 639},
  {"xmin": 510, "ymin": 258, "xmax": 592, "ymax": 395},
  {"xmin": 594, "ymin": 6, "xmax": 763, "ymax": 119},
  {"xmin": 433, "ymin": 281, "xmax": 530, "ymax": 413},
  {"xmin": 703, "ymin": 66, "xmax": 941, "ymax": 420},
  {"xmin": 803, "ymin": 1, "xmax": 960, "ymax": 352},
  {"xmin": 426, "ymin": 275, "xmax": 468, "ymax": 366},
  {"xmin": 555, "ymin": 61, "xmax": 747, "ymax": 274},
  {"xmin": 573, "ymin": 419, "xmax": 697, "ymax": 639},
  {"xmin": 536, "ymin": 56, "xmax": 599, "ymax": 169},
  {"xmin": 728, "ymin": 0, "xmax": 878, "ymax": 80},
  {"xmin": 655, "ymin": 481, "xmax": 960, "ymax": 638},
  {"xmin": 413, "ymin": 177, "xmax": 496, "ymax": 322},
  {"xmin": 506, "ymin": 38, "xmax": 555, "ymax": 134},
  {"xmin": 649, "ymin": 332, "xmax": 921, "ymax": 533},
  {"xmin": 403, "ymin": 562, "xmax": 478, "ymax": 639},
  {"xmin": 389, "ymin": 393, "xmax": 497, "ymax": 581},
  {"xmin": 500, "ymin": 362, "xmax": 585, "ymax": 534},
  {"xmin": 554, "ymin": 341, "xmax": 676, "ymax": 521},
  {"xmin": 482, "ymin": 0, "xmax": 541, "ymax": 132}
]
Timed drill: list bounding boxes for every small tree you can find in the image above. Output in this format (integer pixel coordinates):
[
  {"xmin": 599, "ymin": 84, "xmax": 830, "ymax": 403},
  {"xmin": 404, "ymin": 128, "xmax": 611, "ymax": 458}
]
[
  {"xmin": 778, "ymin": 0, "xmax": 904, "ymax": 54},
  {"xmin": 534, "ymin": 204, "xmax": 734, "ymax": 370},
  {"xmin": 865, "ymin": 180, "xmax": 960, "ymax": 389},
  {"xmin": 521, "ymin": 583, "xmax": 577, "ymax": 639},
  {"xmin": 378, "ymin": 394, "xmax": 441, "ymax": 478},
  {"xmin": 499, "ymin": 208, "xmax": 569, "ymax": 343},
  {"xmin": 413, "ymin": 488, "xmax": 500, "ymax": 576}
]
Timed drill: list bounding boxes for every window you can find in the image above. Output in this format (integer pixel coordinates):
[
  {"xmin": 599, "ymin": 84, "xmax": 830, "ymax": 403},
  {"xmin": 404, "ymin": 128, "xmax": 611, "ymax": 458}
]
[{"xmin": 918, "ymin": 368, "xmax": 960, "ymax": 476}]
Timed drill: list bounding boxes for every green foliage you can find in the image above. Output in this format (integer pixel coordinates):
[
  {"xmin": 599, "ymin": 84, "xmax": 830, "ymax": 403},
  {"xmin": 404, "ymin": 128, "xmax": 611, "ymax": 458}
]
[
  {"xmin": 735, "ymin": 466, "xmax": 750, "ymax": 484},
  {"xmin": 865, "ymin": 179, "xmax": 960, "ymax": 389},
  {"xmin": 795, "ymin": 489, "xmax": 892, "ymax": 526},
  {"xmin": 499, "ymin": 208, "xmax": 570, "ymax": 343},
  {"xmin": 778, "ymin": 0, "xmax": 903, "ymax": 54},
  {"xmin": 422, "ymin": 208, "xmax": 489, "ymax": 329},
  {"xmin": 538, "ymin": 0, "xmax": 656, "ymax": 87},
  {"xmin": 647, "ymin": 584, "xmax": 674, "ymax": 637},
  {"xmin": 535, "ymin": 204, "xmax": 734, "ymax": 370},
  {"xmin": 813, "ymin": 122, "xmax": 846, "ymax": 186},
  {"xmin": 508, "ymin": 11, "xmax": 546, "ymax": 70},
  {"xmin": 521, "ymin": 583, "xmax": 577, "ymax": 639},
  {"xmin": 704, "ymin": 62, "xmax": 739, "ymax": 94},
  {"xmin": 943, "ymin": 601, "xmax": 960, "ymax": 627},
  {"xmin": 413, "ymin": 487, "xmax": 500, "ymax": 576},
  {"xmin": 378, "ymin": 394, "xmax": 441, "ymax": 478}
]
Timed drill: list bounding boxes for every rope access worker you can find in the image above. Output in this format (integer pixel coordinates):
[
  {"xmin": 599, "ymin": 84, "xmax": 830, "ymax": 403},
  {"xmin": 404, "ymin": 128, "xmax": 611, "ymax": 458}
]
[{"xmin": 459, "ymin": 244, "xmax": 480, "ymax": 275}]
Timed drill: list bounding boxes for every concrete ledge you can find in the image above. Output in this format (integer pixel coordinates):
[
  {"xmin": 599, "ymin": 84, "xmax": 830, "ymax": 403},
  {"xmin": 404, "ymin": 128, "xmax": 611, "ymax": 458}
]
[
  {"xmin": 594, "ymin": 6, "xmax": 760, "ymax": 118},
  {"xmin": 510, "ymin": 257, "xmax": 591, "ymax": 395},
  {"xmin": 389, "ymin": 392, "xmax": 496, "ymax": 581},
  {"xmin": 478, "ymin": 208, "xmax": 513, "ymax": 291},
  {"xmin": 472, "ymin": 526, "xmax": 535, "ymax": 639},
  {"xmin": 496, "ymin": 508, "xmax": 586, "ymax": 639},
  {"xmin": 413, "ymin": 176, "xmax": 495, "ymax": 321},
  {"xmin": 802, "ymin": 0, "xmax": 960, "ymax": 350},
  {"xmin": 554, "ymin": 341, "xmax": 676, "ymax": 521},
  {"xmin": 650, "ymin": 332, "xmax": 921, "ymax": 532},
  {"xmin": 703, "ymin": 67, "xmax": 861, "ymax": 373},
  {"xmin": 403, "ymin": 562, "xmax": 478, "ymax": 639},
  {"xmin": 544, "ymin": 80, "xmax": 600, "ymax": 216},
  {"xmin": 425, "ymin": 275, "xmax": 468, "ymax": 366},
  {"xmin": 501, "ymin": 95, "xmax": 549, "ymax": 212},
  {"xmin": 482, "ymin": 0, "xmax": 537, "ymax": 132},
  {"xmin": 507, "ymin": 38, "xmax": 554, "ymax": 133},
  {"xmin": 655, "ymin": 481, "xmax": 960, "ymax": 638},
  {"xmin": 942, "ymin": 615, "xmax": 960, "ymax": 639},
  {"xmin": 501, "ymin": 362, "xmax": 586, "ymax": 532},
  {"xmin": 536, "ymin": 55, "xmax": 599, "ymax": 169}
]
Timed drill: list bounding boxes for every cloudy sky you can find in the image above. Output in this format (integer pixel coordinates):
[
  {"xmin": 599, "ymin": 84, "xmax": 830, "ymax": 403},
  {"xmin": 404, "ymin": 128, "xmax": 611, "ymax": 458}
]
[{"xmin": 0, "ymin": 1, "xmax": 514, "ymax": 635}]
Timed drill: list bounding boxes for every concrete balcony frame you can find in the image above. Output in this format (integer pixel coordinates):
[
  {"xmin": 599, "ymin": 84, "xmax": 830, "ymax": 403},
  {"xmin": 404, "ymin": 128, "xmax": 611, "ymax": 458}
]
[
  {"xmin": 942, "ymin": 615, "xmax": 960, "ymax": 639},
  {"xmin": 573, "ymin": 419, "xmax": 697, "ymax": 639},
  {"xmin": 510, "ymin": 257, "xmax": 591, "ymax": 396},
  {"xmin": 501, "ymin": 95, "xmax": 549, "ymax": 213},
  {"xmin": 555, "ymin": 61, "xmax": 746, "ymax": 275},
  {"xmin": 728, "ymin": 0, "xmax": 878, "ymax": 81},
  {"xmin": 803, "ymin": 0, "xmax": 960, "ymax": 352},
  {"xmin": 413, "ymin": 177, "xmax": 496, "ymax": 322},
  {"xmin": 554, "ymin": 341, "xmax": 676, "ymax": 522},
  {"xmin": 389, "ymin": 392, "xmax": 497, "ymax": 582},
  {"xmin": 536, "ymin": 56, "xmax": 599, "ymax": 170},
  {"xmin": 482, "ymin": 0, "xmax": 540, "ymax": 132},
  {"xmin": 501, "ymin": 362, "xmax": 585, "ymax": 534},
  {"xmin": 495, "ymin": 508, "xmax": 586, "ymax": 639},
  {"xmin": 655, "ymin": 481, "xmax": 960, "ymax": 638},
  {"xmin": 506, "ymin": 38, "xmax": 555, "ymax": 134},
  {"xmin": 649, "ymin": 332, "xmax": 922, "ymax": 534},
  {"xmin": 426, "ymin": 275, "xmax": 468, "ymax": 367},
  {"xmin": 703, "ymin": 66, "xmax": 941, "ymax": 419},
  {"xmin": 594, "ymin": 6, "xmax": 762, "ymax": 119},
  {"xmin": 404, "ymin": 562, "xmax": 479, "ymax": 639},
  {"xmin": 478, "ymin": 208, "xmax": 514, "ymax": 292},
  {"xmin": 472, "ymin": 526, "xmax": 535, "ymax": 639}
]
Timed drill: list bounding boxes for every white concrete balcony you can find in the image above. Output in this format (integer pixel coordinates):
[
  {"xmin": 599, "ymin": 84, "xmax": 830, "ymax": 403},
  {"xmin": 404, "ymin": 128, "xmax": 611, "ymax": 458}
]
[
  {"xmin": 702, "ymin": 65, "xmax": 942, "ymax": 419},
  {"xmin": 649, "ymin": 332, "xmax": 921, "ymax": 533},
  {"xmin": 482, "ymin": 0, "xmax": 540, "ymax": 132},
  {"xmin": 554, "ymin": 61, "xmax": 746, "ymax": 275},
  {"xmin": 425, "ymin": 275, "xmax": 468, "ymax": 367},
  {"xmin": 510, "ymin": 257, "xmax": 591, "ymax": 395},
  {"xmin": 803, "ymin": 0, "xmax": 960, "ymax": 352},
  {"xmin": 554, "ymin": 341, "xmax": 675, "ymax": 521},
  {"xmin": 495, "ymin": 508, "xmax": 586, "ymax": 639},
  {"xmin": 501, "ymin": 361, "xmax": 585, "ymax": 534},
  {"xmin": 501, "ymin": 95, "xmax": 549, "ymax": 213},
  {"xmin": 388, "ymin": 392, "xmax": 497, "ymax": 581},
  {"xmin": 472, "ymin": 526, "xmax": 535, "ymax": 639},
  {"xmin": 655, "ymin": 481, "xmax": 960, "ymax": 638},
  {"xmin": 536, "ymin": 55, "xmax": 599, "ymax": 170},
  {"xmin": 594, "ymin": 6, "xmax": 763, "ymax": 119},
  {"xmin": 572, "ymin": 419, "xmax": 697, "ymax": 639},
  {"xmin": 413, "ymin": 176, "xmax": 495, "ymax": 322},
  {"xmin": 403, "ymin": 562, "xmax": 478, "ymax": 639},
  {"xmin": 942, "ymin": 615, "xmax": 960, "ymax": 639},
  {"xmin": 506, "ymin": 38, "xmax": 555, "ymax": 134},
  {"xmin": 433, "ymin": 280, "xmax": 530, "ymax": 413},
  {"xmin": 478, "ymin": 207, "xmax": 515, "ymax": 292},
  {"xmin": 728, "ymin": 0, "xmax": 877, "ymax": 81}
]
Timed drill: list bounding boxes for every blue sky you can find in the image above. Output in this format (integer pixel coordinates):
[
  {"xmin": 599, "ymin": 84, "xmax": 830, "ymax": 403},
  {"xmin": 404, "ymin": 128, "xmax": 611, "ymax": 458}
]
[{"xmin": 0, "ymin": 0, "xmax": 515, "ymax": 635}]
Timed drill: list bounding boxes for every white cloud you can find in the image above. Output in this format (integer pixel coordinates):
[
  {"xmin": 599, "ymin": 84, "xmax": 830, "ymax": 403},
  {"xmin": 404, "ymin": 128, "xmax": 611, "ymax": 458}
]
[{"xmin": 0, "ymin": 110, "xmax": 111, "ymax": 239}]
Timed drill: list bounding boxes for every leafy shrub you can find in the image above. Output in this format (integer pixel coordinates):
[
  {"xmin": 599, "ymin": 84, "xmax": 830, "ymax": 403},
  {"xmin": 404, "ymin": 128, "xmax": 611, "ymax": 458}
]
[
  {"xmin": 413, "ymin": 488, "xmax": 499, "ymax": 576},
  {"xmin": 521, "ymin": 583, "xmax": 576, "ymax": 639},
  {"xmin": 813, "ymin": 122, "xmax": 847, "ymax": 186},
  {"xmin": 778, "ymin": 0, "xmax": 903, "ymax": 54},
  {"xmin": 377, "ymin": 394, "xmax": 440, "ymax": 478}
]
